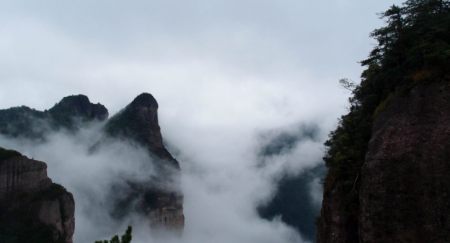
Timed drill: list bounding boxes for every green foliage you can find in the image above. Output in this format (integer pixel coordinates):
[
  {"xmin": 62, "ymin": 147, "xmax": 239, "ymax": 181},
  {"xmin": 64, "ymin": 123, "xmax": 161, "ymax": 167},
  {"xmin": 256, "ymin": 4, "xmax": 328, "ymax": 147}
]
[
  {"xmin": 372, "ymin": 92, "xmax": 394, "ymax": 119},
  {"xmin": 0, "ymin": 95, "xmax": 108, "ymax": 139},
  {"xmin": 321, "ymin": 0, "xmax": 450, "ymax": 236},
  {"xmin": 0, "ymin": 106, "xmax": 47, "ymax": 139},
  {"xmin": 48, "ymin": 95, "xmax": 93, "ymax": 130},
  {"xmin": 95, "ymin": 226, "xmax": 132, "ymax": 243},
  {"xmin": 0, "ymin": 147, "xmax": 22, "ymax": 163},
  {"xmin": 361, "ymin": 0, "xmax": 450, "ymax": 88}
]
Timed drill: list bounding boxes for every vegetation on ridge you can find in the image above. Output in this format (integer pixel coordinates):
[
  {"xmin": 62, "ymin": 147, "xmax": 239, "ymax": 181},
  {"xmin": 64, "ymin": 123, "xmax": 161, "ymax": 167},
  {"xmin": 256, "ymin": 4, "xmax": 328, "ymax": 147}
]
[
  {"xmin": 0, "ymin": 95, "xmax": 108, "ymax": 139},
  {"xmin": 0, "ymin": 147, "xmax": 22, "ymax": 163},
  {"xmin": 320, "ymin": 0, "xmax": 450, "ymax": 237},
  {"xmin": 95, "ymin": 226, "xmax": 132, "ymax": 243}
]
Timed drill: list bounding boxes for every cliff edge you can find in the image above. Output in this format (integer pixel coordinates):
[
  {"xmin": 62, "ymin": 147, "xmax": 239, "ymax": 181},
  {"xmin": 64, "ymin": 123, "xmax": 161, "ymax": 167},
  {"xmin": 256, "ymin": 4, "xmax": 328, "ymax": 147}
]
[
  {"xmin": 359, "ymin": 81, "xmax": 450, "ymax": 242},
  {"xmin": 317, "ymin": 1, "xmax": 450, "ymax": 242},
  {"xmin": 0, "ymin": 148, "xmax": 75, "ymax": 243},
  {"xmin": 100, "ymin": 93, "xmax": 184, "ymax": 230}
]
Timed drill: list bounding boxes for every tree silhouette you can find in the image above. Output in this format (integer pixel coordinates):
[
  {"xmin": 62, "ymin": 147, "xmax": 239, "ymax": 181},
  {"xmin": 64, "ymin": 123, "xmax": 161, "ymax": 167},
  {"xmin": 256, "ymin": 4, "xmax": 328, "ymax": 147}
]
[{"xmin": 94, "ymin": 226, "xmax": 132, "ymax": 243}]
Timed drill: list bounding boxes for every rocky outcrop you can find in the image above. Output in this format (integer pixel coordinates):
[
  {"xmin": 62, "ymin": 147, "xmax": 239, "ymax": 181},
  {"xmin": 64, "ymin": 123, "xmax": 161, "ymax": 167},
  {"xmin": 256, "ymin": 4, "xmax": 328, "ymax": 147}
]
[
  {"xmin": 318, "ymin": 80, "xmax": 450, "ymax": 243},
  {"xmin": 359, "ymin": 81, "xmax": 450, "ymax": 242},
  {"xmin": 145, "ymin": 189, "xmax": 185, "ymax": 229},
  {"xmin": 0, "ymin": 94, "xmax": 108, "ymax": 139},
  {"xmin": 103, "ymin": 93, "xmax": 178, "ymax": 167},
  {"xmin": 101, "ymin": 93, "xmax": 184, "ymax": 231},
  {"xmin": 0, "ymin": 93, "xmax": 184, "ymax": 233},
  {"xmin": 49, "ymin": 94, "xmax": 109, "ymax": 122},
  {"xmin": 0, "ymin": 153, "xmax": 75, "ymax": 243},
  {"xmin": 0, "ymin": 156, "xmax": 52, "ymax": 200}
]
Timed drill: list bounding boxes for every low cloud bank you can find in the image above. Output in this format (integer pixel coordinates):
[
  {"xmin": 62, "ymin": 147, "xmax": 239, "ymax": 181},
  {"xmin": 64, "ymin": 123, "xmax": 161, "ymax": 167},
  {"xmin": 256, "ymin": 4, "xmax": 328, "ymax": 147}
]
[{"xmin": 0, "ymin": 119, "xmax": 325, "ymax": 243}]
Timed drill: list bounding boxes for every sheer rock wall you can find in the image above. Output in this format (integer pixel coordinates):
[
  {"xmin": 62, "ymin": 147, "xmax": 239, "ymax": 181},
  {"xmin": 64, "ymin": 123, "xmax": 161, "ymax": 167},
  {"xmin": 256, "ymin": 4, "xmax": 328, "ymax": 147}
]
[{"xmin": 0, "ymin": 156, "xmax": 75, "ymax": 243}]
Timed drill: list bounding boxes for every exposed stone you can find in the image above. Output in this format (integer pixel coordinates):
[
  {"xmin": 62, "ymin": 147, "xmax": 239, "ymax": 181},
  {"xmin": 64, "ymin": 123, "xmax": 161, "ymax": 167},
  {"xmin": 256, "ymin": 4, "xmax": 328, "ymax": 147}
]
[
  {"xmin": 318, "ymin": 81, "xmax": 450, "ymax": 243},
  {"xmin": 145, "ymin": 190, "xmax": 185, "ymax": 230},
  {"xmin": 0, "ymin": 156, "xmax": 52, "ymax": 200},
  {"xmin": 49, "ymin": 94, "xmax": 109, "ymax": 121},
  {"xmin": 102, "ymin": 93, "xmax": 184, "ymax": 231},
  {"xmin": 0, "ymin": 155, "xmax": 75, "ymax": 243},
  {"xmin": 359, "ymin": 81, "xmax": 450, "ymax": 242},
  {"xmin": 317, "ymin": 180, "xmax": 358, "ymax": 243}
]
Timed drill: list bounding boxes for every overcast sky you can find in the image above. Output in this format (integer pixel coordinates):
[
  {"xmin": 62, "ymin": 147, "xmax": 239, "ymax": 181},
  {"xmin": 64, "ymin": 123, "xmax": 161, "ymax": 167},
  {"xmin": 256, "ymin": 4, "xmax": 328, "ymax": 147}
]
[
  {"xmin": 1, "ymin": 0, "xmax": 403, "ymax": 120},
  {"xmin": 0, "ymin": 1, "xmax": 405, "ymax": 242}
]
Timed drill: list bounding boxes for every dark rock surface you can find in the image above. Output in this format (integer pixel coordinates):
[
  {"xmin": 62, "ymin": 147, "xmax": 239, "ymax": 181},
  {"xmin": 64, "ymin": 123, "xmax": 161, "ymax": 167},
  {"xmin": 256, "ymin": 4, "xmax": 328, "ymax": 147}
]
[
  {"xmin": 318, "ymin": 80, "xmax": 450, "ymax": 243},
  {"xmin": 359, "ymin": 81, "xmax": 450, "ymax": 242},
  {"xmin": 0, "ymin": 153, "xmax": 75, "ymax": 243},
  {"xmin": 103, "ymin": 93, "xmax": 177, "ymax": 167},
  {"xmin": 49, "ymin": 95, "xmax": 108, "ymax": 129},
  {"xmin": 100, "ymin": 93, "xmax": 184, "ymax": 231},
  {"xmin": 0, "ymin": 93, "xmax": 184, "ymax": 233},
  {"xmin": 316, "ymin": 178, "xmax": 358, "ymax": 243}
]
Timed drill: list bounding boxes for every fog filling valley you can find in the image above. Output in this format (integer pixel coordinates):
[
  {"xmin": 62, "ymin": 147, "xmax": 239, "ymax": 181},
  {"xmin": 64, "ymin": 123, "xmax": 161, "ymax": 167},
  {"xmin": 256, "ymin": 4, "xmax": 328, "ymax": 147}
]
[
  {"xmin": 0, "ymin": 0, "xmax": 409, "ymax": 242},
  {"xmin": 0, "ymin": 116, "xmax": 326, "ymax": 243}
]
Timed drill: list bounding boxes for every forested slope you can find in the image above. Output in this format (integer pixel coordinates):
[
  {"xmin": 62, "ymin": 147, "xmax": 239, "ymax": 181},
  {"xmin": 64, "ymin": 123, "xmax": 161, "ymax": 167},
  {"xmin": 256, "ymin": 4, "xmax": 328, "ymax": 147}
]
[{"xmin": 317, "ymin": 1, "xmax": 450, "ymax": 242}]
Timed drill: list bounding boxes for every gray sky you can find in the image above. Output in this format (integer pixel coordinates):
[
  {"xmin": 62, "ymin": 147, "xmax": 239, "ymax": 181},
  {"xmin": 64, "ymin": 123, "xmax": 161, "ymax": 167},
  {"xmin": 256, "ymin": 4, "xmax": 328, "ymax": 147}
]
[{"xmin": 0, "ymin": 1, "xmax": 405, "ymax": 242}]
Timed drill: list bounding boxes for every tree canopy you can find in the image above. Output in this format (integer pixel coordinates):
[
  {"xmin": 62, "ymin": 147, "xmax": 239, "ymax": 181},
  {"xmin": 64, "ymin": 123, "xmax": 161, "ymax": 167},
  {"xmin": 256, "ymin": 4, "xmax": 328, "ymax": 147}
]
[
  {"xmin": 319, "ymin": 0, "xmax": 450, "ymax": 239},
  {"xmin": 94, "ymin": 226, "xmax": 132, "ymax": 243}
]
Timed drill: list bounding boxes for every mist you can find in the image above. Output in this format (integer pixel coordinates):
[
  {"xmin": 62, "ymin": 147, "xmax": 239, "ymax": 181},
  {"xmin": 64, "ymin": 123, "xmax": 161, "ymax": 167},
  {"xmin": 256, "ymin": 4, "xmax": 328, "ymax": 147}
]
[
  {"xmin": 0, "ymin": 114, "xmax": 326, "ymax": 243},
  {"xmin": 0, "ymin": 0, "xmax": 411, "ymax": 242}
]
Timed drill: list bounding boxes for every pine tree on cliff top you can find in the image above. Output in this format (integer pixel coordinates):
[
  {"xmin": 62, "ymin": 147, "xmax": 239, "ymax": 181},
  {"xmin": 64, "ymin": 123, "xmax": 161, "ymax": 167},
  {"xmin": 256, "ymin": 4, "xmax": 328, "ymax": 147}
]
[{"xmin": 320, "ymin": 0, "xmax": 450, "ymax": 232}]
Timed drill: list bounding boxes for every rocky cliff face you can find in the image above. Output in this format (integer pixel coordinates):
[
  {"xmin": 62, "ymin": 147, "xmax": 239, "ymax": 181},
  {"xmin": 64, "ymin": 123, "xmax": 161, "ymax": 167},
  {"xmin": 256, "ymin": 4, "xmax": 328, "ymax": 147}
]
[
  {"xmin": 318, "ymin": 80, "xmax": 450, "ymax": 242},
  {"xmin": 102, "ymin": 93, "xmax": 184, "ymax": 231},
  {"xmin": 103, "ymin": 93, "xmax": 177, "ymax": 167},
  {"xmin": 0, "ymin": 152, "xmax": 75, "ymax": 243},
  {"xmin": 317, "ymin": 179, "xmax": 358, "ymax": 243},
  {"xmin": 0, "ymin": 93, "xmax": 184, "ymax": 233},
  {"xmin": 359, "ymin": 81, "xmax": 450, "ymax": 242}
]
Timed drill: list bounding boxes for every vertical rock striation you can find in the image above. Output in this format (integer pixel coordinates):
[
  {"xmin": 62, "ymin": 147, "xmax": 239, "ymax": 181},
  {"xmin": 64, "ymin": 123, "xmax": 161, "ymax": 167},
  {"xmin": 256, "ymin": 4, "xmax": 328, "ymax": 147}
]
[
  {"xmin": 0, "ymin": 93, "xmax": 184, "ymax": 234},
  {"xmin": 0, "ymin": 153, "xmax": 75, "ymax": 243},
  {"xmin": 0, "ymin": 156, "xmax": 52, "ymax": 200}
]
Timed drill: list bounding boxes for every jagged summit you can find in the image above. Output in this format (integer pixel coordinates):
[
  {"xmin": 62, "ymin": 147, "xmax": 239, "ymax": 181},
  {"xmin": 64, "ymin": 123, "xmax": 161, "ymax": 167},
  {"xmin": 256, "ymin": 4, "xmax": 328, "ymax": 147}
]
[
  {"xmin": 0, "ymin": 93, "xmax": 184, "ymax": 232},
  {"xmin": 130, "ymin": 93, "xmax": 158, "ymax": 108},
  {"xmin": 103, "ymin": 93, "xmax": 178, "ymax": 167},
  {"xmin": 49, "ymin": 94, "xmax": 109, "ymax": 124},
  {"xmin": 99, "ymin": 93, "xmax": 184, "ymax": 230},
  {"xmin": 0, "ymin": 94, "xmax": 109, "ymax": 139}
]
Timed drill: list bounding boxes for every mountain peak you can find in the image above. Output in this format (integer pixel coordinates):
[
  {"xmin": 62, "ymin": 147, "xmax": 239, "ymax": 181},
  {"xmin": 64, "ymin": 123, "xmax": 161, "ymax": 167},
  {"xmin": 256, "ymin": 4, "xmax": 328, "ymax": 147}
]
[
  {"xmin": 102, "ymin": 93, "xmax": 179, "ymax": 167},
  {"xmin": 49, "ymin": 94, "xmax": 108, "ymax": 121},
  {"xmin": 104, "ymin": 93, "xmax": 161, "ymax": 146},
  {"xmin": 130, "ymin": 93, "xmax": 158, "ymax": 108}
]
